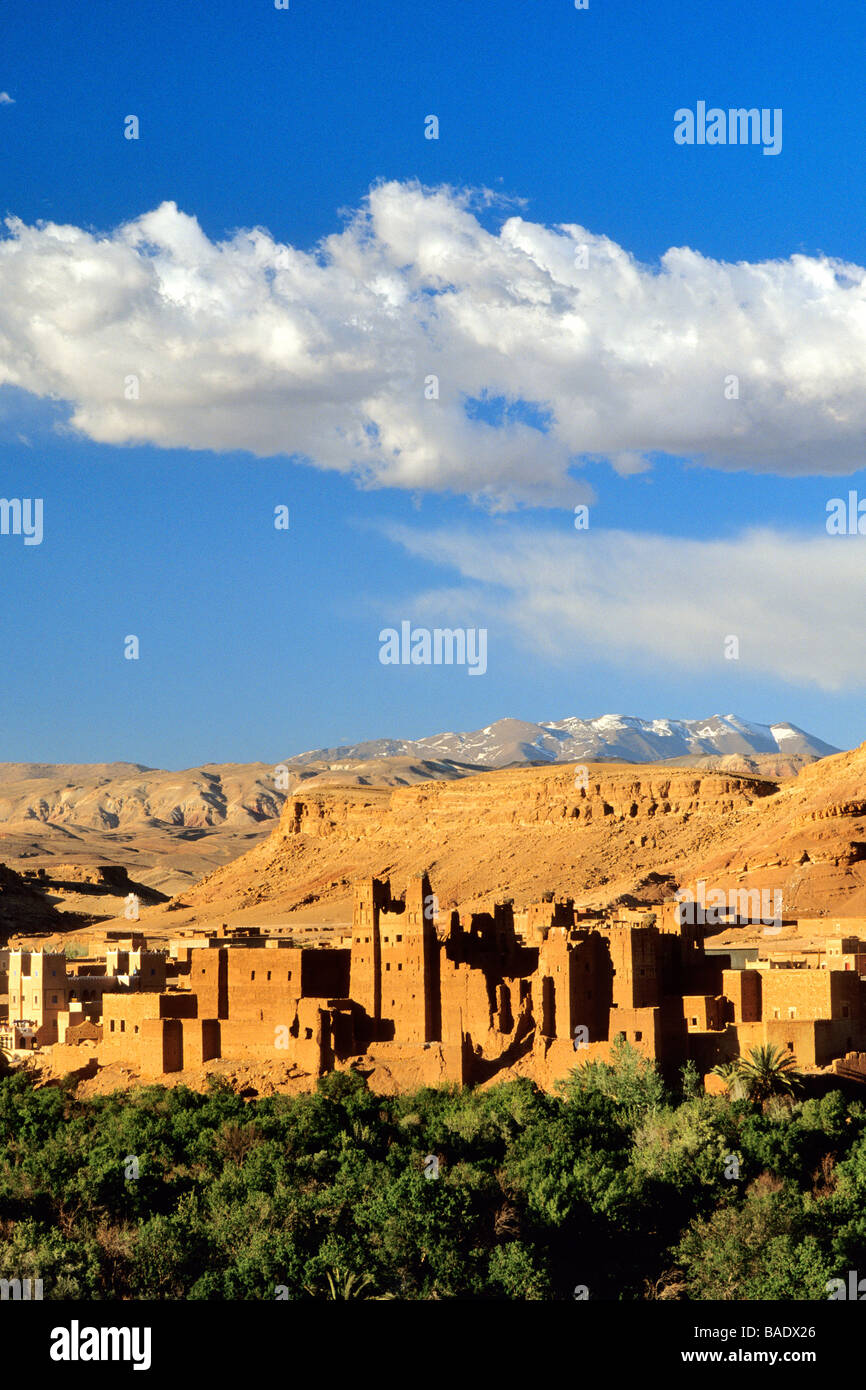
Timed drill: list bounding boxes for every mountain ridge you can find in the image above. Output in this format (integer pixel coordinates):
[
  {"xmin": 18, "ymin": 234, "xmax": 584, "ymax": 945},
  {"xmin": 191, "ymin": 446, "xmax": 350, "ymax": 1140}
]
[{"xmin": 288, "ymin": 713, "xmax": 839, "ymax": 770}]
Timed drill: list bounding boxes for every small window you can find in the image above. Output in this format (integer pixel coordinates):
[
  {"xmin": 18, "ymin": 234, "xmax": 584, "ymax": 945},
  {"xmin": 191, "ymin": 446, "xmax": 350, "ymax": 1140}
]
[
  {"xmin": 398, "ymin": 963, "xmax": 403, "ymax": 971},
  {"xmin": 634, "ymin": 1031, "xmax": 642, "ymax": 1041},
  {"xmin": 396, "ymin": 935, "xmax": 402, "ymax": 943},
  {"xmin": 120, "ymin": 1020, "xmax": 125, "ymax": 1033},
  {"xmin": 287, "ymin": 970, "xmax": 292, "ymax": 980},
  {"xmin": 267, "ymin": 971, "xmax": 272, "ymax": 981},
  {"xmin": 690, "ymin": 1017, "xmax": 697, "ymax": 1027},
  {"xmin": 134, "ymin": 1025, "xmax": 139, "ymax": 1034},
  {"xmin": 110, "ymin": 1020, "xmax": 115, "ymax": 1032},
  {"xmin": 251, "ymin": 971, "xmax": 255, "ymax": 981},
  {"xmin": 385, "ymin": 963, "xmax": 391, "ymax": 971}
]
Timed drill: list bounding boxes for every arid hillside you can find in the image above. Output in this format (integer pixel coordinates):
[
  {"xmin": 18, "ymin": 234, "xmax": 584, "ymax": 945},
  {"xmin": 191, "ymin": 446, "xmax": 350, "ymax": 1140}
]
[
  {"xmin": 146, "ymin": 762, "xmax": 780, "ymax": 928},
  {"xmin": 0, "ymin": 756, "xmax": 484, "ymax": 897},
  {"xmin": 117, "ymin": 744, "xmax": 866, "ymax": 935},
  {"xmin": 13, "ymin": 745, "xmax": 866, "ymax": 945},
  {"xmin": 689, "ymin": 740, "xmax": 866, "ymax": 915}
]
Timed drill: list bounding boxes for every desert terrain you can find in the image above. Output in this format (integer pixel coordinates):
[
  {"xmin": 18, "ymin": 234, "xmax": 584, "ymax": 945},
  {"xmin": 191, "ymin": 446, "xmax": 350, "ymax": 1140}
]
[{"xmin": 5, "ymin": 739, "xmax": 866, "ymax": 958}]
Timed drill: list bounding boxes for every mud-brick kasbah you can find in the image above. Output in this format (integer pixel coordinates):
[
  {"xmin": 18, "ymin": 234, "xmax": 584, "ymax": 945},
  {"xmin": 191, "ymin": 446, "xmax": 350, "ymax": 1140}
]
[{"xmin": 6, "ymin": 872, "xmax": 866, "ymax": 1092}]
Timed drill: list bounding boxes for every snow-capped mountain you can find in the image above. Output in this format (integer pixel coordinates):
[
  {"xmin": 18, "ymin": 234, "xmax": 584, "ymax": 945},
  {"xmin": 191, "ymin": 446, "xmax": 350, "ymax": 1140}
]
[{"xmin": 288, "ymin": 714, "xmax": 839, "ymax": 770}]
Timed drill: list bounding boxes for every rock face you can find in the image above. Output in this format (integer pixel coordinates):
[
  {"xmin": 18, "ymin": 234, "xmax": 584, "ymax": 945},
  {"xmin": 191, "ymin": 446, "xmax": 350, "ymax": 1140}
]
[
  {"xmin": 689, "ymin": 741, "xmax": 866, "ymax": 916},
  {"xmin": 153, "ymin": 742, "xmax": 866, "ymax": 925},
  {"xmin": 173, "ymin": 763, "xmax": 780, "ymax": 920},
  {"xmin": 10, "ymin": 736, "xmax": 866, "ymax": 933}
]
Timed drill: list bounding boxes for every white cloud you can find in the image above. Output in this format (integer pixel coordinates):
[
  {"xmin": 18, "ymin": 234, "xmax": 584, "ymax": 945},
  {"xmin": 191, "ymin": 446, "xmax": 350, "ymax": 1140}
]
[
  {"xmin": 0, "ymin": 93, "xmax": 14, "ymax": 105},
  {"xmin": 382, "ymin": 521, "xmax": 866, "ymax": 692},
  {"xmin": 3, "ymin": 182, "xmax": 866, "ymax": 504}
]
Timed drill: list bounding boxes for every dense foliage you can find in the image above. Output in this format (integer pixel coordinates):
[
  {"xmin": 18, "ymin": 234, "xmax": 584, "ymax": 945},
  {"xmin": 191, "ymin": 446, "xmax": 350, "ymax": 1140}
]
[{"xmin": 0, "ymin": 1039, "xmax": 863, "ymax": 1300}]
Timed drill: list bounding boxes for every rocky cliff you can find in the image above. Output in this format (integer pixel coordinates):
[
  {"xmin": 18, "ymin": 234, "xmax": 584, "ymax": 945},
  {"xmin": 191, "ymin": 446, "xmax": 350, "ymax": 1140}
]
[{"xmin": 171, "ymin": 762, "xmax": 782, "ymax": 919}]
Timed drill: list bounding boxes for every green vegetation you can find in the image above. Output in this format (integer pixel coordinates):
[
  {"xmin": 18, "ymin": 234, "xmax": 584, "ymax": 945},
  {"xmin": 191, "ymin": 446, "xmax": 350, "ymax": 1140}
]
[
  {"xmin": 0, "ymin": 1039, "xmax": 862, "ymax": 1300},
  {"xmin": 712, "ymin": 1044, "xmax": 805, "ymax": 1104}
]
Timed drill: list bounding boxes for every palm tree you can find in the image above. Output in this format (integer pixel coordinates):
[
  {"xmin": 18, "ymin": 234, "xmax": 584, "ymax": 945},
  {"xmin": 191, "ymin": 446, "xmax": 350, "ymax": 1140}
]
[
  {"xmin": 735, "ymin": 1044, "xmax": 803, "ymax": 1103},
  {"xmin": 710, "ymin": 1060, "xmax": 750, "ymax": 1101},
  {"xmin": 304, "ymin": 1266, "xmax": 375, "ymax": 1300}
]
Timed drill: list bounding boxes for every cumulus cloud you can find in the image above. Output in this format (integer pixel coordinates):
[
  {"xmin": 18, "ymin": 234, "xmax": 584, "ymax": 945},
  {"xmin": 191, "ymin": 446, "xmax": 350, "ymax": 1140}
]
[
  {"xmin": 0, "ymin": 93, "xmax": 14, "ymax": 105},
  {"xmin": 3, "ymin": 181, "xmax": 866, "ymax": 504},
  {"xmin": 382, "ymin": 521, "xmax": 866, "ymax": 692}
]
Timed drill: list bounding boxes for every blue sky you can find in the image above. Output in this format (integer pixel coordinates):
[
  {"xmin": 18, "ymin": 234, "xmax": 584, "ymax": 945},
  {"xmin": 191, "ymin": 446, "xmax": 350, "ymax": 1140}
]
[{"xmin": 1, "ymin": 0, "xmax": 866, "ymax": 766}]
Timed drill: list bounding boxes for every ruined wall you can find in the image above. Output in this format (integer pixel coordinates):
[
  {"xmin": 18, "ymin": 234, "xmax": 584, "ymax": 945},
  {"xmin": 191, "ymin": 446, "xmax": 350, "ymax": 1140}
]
[
  {"xmin": 100, "ymin": 991, "xmax": 196, "ymax": 1064},
  {"xmin": 194, "ymin": 949, "xmax": 228, "ymax": 1018},
  {"xmin": 536, "ymin": 930, "xmax": 608, "ymax": 1043},
  {"xmin": 761, "ymin": 968, "xmax": 860, "ymax": 1024},
  {"xmin": 181, "ymin": 1018, "xmax": 220, "ymax": 1068},
  {"xmin": 607, "ymin": 1005, "xmax": 662, "ymax": 1058},
  {"xmin": 349, "ymin": 877, "xmax": 392, "ymax": 1021},
  {"xmin": 224, "ymin": 947, "xmax": 304, "ymax": 1024},
  {"xmin": 376, "ymin": 875, "xmax": 438, "ymax": 1043},
  {"xmin": 722, "ymin": 967, "xmax": 762, "ymax": 1023},
  {"xmin": 608, "ymin": 925, "xmax": 661, "ymax": 1010},
  {"xmin": 139, "ymin": 1018, "xmax": 183, "ymax": 1075},
  {"xmin": 681, "ymin": 994, "xmax": 726, "ymax": 1031},
  {"xmin": 789, "ymin": 917, "xmax": 866, "ymax": 939},
  {"xmin": 301, "ymin": 947, "xmax": 350, "ymax": 999},
  {"xmin": 105, "ymin": 949, "xmax": 167, "ymax": 990}
]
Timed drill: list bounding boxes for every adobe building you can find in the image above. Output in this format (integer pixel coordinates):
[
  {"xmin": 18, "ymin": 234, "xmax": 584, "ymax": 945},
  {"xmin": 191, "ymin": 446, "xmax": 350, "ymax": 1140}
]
[
  {"xmin": 16, "ymin": 879, "xmax": 866, "ymax": 1092},
  {"xmin": 7, "ymin": 951, "xmax": 71, "ymax": 1045}
]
